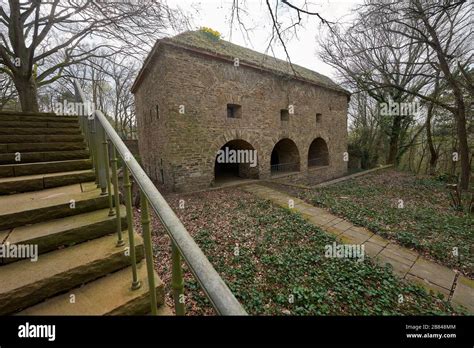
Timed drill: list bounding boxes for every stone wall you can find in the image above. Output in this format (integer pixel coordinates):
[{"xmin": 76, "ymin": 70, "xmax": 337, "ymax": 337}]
[
  {"xmin": 134, "ymin": 43, "xmax": 349, "ymax": 192},
  {"xmin": 123, "ymin": 139, "xmax": 139, "ymax": 157}
]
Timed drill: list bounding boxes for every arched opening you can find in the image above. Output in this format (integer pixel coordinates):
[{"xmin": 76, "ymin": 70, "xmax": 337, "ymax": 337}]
[
  {"xmin": 214, "ymin": 139, "xmax": 259, "ymax": 184},
  {"xmin": 270, "ymin": 138, "xmax": 300, "ymax": 175},
  {"xmin": 308, "ymin": 138, "xmax": 329, "ymax": 167}
]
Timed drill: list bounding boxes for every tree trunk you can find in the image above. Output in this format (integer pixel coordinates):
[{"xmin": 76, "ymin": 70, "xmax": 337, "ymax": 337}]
[
  {"xmin": 418, "ymin": 7, "xmax": 470, "ymax": 189},
  {"xmin": 417, "ymin": 145, "xmax": 426, "ymax": 174},
  {"xmin": 426, "ymin": 103, "xmax": 438, "ymax": 175},
  {"xmin": 387, "ymin": 115, "xmax": 402, "ymax": 164},
  {"xmin": 14, "ymin": 76, "xmax": 39, "ymax": 113},
  {"xmin": 455, "ymin": 101, "xmax": 470, "ymax": 190}
]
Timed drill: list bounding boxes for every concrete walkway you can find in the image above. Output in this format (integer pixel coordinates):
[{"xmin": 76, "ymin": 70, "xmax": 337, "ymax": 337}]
[{"xmin": 241, "ymin": 183, "xmax": 474, "ymax": 314}]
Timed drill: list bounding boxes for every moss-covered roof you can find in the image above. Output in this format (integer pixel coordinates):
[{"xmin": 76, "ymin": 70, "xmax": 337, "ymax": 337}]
[{"xmin": 132, "ymin": 30, "xmax": 349, "ymax": 95}]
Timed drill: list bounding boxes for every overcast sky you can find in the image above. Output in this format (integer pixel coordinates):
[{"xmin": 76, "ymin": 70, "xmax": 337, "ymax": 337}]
[{"xmin": 167, "ymin": 0, "xmax": 363, "ymax": 81}]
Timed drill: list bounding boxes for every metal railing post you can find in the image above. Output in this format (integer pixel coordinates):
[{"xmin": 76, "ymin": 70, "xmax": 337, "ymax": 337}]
[
  {"xmin": 82, "ymin": 114, "xmax": 92, "ymax": 156},
  {"xmin": 103, "ymin": 135, "xmax": 115, "ymax": 217},
  {"xmin": 172, "ymin": 242, "xmax": 185, "ymax": 315},
  {"xmin": 73, "ymin": 79, "xmax": 247, "ymax": 316},
  {"xmin": 110, "ymin": 145, "xmax": 124, "ymax": 247},
  {"xmin": 123, "ymin": 165, "xmax": 141, "ymax": 290},
  {"xmin": 96, "ymin": 122, "xmax": 108, "ymax": 195},
  {"xmin": 140, "ymin": 191, "xmax": 158, "ymax": 315},
  {"xmin": 90, "ymin": 116, "xmax": 100, "ymax": 186}
]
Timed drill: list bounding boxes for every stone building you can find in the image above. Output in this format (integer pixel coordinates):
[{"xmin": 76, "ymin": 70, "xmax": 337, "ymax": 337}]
[{"xmin": 132, "ymin": 30, "xmax": 350, "ymax": 192}]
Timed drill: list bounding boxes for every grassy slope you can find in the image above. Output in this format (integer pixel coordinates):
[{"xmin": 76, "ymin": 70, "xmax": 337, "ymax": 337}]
[
  {"xmin": 269, "ymin": 169, "xmax": 472, "ymax": 277},
  {"xmin": 142, "ymin": 188, "xmax": 463, "ymax": 315}
]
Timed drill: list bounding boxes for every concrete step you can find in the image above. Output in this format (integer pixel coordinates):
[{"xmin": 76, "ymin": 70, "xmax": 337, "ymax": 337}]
[
  {"xmin": 0, "ymin": 120, "xmax": 80, "ymax": 129},
  {"xmin": 0, "ymin": 127, "xmax": 82, "ymax": 136},
  {"xmin": 17, "ymin": 262, "xmax": 165, "ymax": 315},
  {"xmin": 0, "ymin": 159, "xmax": 92, "ymax": 178},
  {"xmin": 0, "ymin": 206, "xmax": 127, "ymax": 261},
  {"xmin": 0, "ymin": 183, "xmax": 109, "ymax": 230},
  {"xmin": 0, "ymin": 232, "xmax": 144, "ymax": 315},
  {"xmin": 0, "ymin": 134, "xmax": 85, "ymax": 143},
  {"xmin": 0, "ymin": 149, "xmax": 90, "ymax": 165},
  {"xmin": 0, "ymin": 142, "xmax": 86, "ymax": 153},
  {"xmin": 0, "ymin": 169, "xmax": 96, "ymax": 194},
  {"xmin": 0, "ymin": 114, "xmax": 79, "ymax": 123}
]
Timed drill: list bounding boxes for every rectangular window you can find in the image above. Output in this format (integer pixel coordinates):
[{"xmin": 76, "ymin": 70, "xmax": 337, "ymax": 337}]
[
  {"xmin": 316, "ymin": 113, "xmax": 322, "ymax": 123},
  {"xmin": 227, "ymin": 104, "xmax": 242, "ymax": 118},
  {"xmin": 280, "ymin": 109, "xmax": 289, "ymax": 122},
  {"xmin": 156, "ymin": 104, "xmax": 160, "ymax": 119}
]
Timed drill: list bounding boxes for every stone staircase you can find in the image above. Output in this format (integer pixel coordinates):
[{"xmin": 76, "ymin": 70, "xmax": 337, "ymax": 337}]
[{"xmin": 0, "ymin": 111, "xmax": 169, "ymax": 315}]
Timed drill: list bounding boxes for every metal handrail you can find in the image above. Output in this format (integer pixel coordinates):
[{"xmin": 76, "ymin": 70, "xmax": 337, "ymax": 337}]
[
  {"xmin": 73, "ymin": 79, "xmax": 247, "ymax": 316},
  {"xmin": 308, "ymin": 156, "xmax": 329, "ymax": 167},
  {"xmin": 270, "ymin": 162, "xmax": 299, "ymax": 173}
]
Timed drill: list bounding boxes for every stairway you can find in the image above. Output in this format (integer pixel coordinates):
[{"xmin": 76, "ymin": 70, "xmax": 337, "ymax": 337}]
[{"xmin": 0, "ymin": 111, "xmax": 169, "ymax": 315}]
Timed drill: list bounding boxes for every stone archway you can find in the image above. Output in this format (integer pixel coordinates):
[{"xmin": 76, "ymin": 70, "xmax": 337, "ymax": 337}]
[
  {"xmin": 270, "ymin": 138, "xmax": 300, "ymax": 175},
  {"xmin": 214, "ymin": 139, "xmax": 259, "ymax": 184},
  {"xmin": 308, "ymin": 137, "xmax": 329, "ymax": 167}
]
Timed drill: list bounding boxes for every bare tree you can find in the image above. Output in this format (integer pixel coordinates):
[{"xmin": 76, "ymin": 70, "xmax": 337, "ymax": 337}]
[
  {"xmin": 364, "ymin": 0, "xmax": 472, "ymax": 189},
  {"xmin": 348, "ymin": 91, "xmax": 385, "ymax": 169},
  {"xmin": 0, "ymin": 0, "xmax": 187, "ymax": 112},
  {"xmin": 0, "ymin": 70, "xmax": 16, "ymax": 109},
  {"xmin": 319, "ymin": 6, "xmax": 430, "ymax": 165},
  {"xmin": 230, "ymin": 0, "xmax": 332, "ymax": 69}
]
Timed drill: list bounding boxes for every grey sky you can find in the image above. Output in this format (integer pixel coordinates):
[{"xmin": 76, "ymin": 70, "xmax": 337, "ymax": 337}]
[{"xmin": 167, "ymin": 0, "xmax": 363, "ymax": 81}]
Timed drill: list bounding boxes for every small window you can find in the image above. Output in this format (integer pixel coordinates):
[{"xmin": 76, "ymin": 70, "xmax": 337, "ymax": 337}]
[
  {"xmin": 280, "ymin": 109, "xmax": 289, "ymax": 121},
  {"xmin": 316, "ymin": 113, "xmax": 322, "ymax": 123},
  {"xmin": 227, "ymin": 104, "xmax": 242, "ymax": 118},
  {"xmin": 156, "ymin": 105, "xmax": 160, "ymax": 119}
]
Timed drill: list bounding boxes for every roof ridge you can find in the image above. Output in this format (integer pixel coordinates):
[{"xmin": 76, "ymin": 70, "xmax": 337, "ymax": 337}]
[{"xmin": 132, "ymin": 30, "xmax": 350, "ymax": 95}]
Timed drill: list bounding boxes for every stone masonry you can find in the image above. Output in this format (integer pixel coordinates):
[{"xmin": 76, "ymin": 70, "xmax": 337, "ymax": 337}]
[{"xmin": 132, "ymin": 30, "xmax": 350, "ymax": 192}]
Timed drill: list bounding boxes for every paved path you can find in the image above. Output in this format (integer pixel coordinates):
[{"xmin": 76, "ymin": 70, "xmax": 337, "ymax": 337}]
[{"xmin": 242, "ymin": 183, "xmax": 474, "ymax": 314}]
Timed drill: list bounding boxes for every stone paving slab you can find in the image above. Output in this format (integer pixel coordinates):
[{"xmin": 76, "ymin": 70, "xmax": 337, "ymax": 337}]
[
  {"xmin": 345, "ymin": 227, "xmax": 374, "ymax": 242},
  {"xmin": 378, "ymin": 248, "xmax": 417, "ymax": 268},
  {"xmin": 408, "ymin": 258, "xmax": 456, "ymax": 291},
  {"xmin": 307, "ymin": 216, "xmax": 326, "ymax": 227},
  {"xmin": 367, "ymin": 234, "xmax": 390, "ymax": 247},
  {"xmin": 323, "ymin": 225, "xmax": 345, "ymax": 237},
  {"xmin": 242, "ymin": 183, "xmax": 474, "ymax": 313},
  {"xmin": 405, "ymin": 274, "xmax": 450, "ymax": 297},
  {"xmin": 332, "ymin": 220, "xmax": 354, "ymax": 231},
  {"xmin": 375, "ymin": 253, "xmax": 412, "ymax": 278},
  {"xmin": 362, "ymin": 241, "xmax": 385, "ymax": 257},
  {"xmin": 309, "ymin": 215, "xmax": 335, "ymax": 226},
  {"xmin": 339, "ymin": 228, "xmax": 373, "ymax": 245},
  {"xmin": 302, "ymin": 207, "xmax": 326, "ymax": 216},
  {"xmin": 385, "ymin": 243, "xmax": 419, "ymax": 262},
  {"xmin": 325, "ymin": 217, "xmax": 344, "ymax": 227},
  {"xmin": 452, "ymin": 276, "xmax": 474, "ymax": 313}
]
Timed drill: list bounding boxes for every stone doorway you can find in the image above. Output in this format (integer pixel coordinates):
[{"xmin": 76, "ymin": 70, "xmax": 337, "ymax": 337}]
[{"xmin": 214, "ymin": 139, "xmax": 259, "ymax": 185}]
